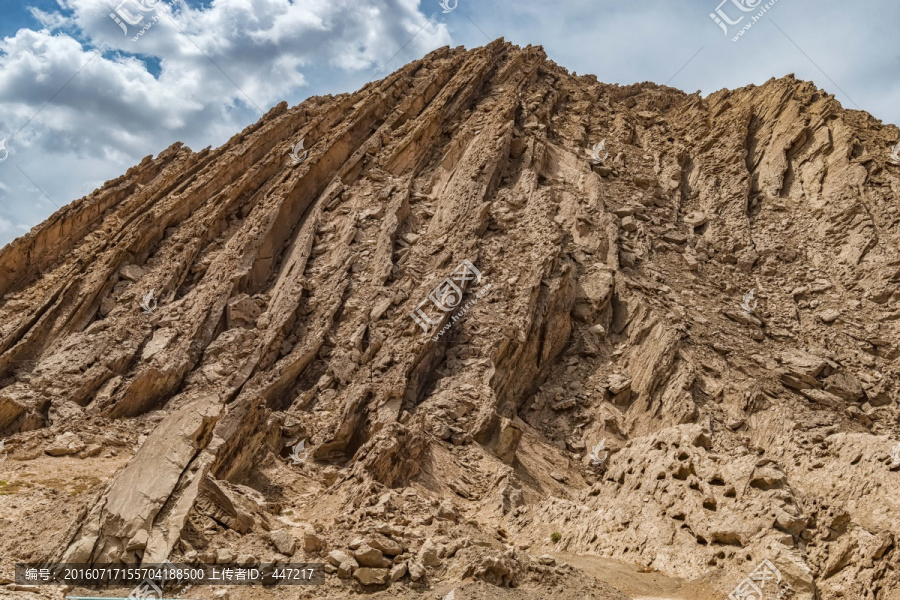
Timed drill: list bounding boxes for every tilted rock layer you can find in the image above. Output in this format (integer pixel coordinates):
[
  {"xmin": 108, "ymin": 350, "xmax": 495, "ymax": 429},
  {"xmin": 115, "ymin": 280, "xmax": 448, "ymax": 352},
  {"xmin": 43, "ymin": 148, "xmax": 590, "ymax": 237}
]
[{"xmin": 1, "ymin": 40, "xmax": 899, "ymax": 600}]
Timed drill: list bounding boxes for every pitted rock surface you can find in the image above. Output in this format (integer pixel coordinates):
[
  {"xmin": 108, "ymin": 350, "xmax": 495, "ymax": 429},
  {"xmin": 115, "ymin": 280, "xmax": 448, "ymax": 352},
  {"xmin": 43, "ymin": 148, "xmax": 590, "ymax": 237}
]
[{"xmin": 1, "ymin": 40, "xmax": 899, "ymax": 600}]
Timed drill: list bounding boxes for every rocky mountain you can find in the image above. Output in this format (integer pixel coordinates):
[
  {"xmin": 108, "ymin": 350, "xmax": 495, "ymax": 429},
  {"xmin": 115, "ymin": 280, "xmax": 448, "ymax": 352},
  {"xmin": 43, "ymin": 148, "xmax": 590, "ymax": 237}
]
[{"xmin": 1, "ymin": 39, "xmax": 899, "ymax": 600}]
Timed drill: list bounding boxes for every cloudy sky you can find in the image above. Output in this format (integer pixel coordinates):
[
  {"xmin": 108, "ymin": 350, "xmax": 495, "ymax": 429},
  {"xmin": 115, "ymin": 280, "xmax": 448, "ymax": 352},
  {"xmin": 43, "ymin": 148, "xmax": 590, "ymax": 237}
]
[{"xmin": 0, "ymin": 0, "xmax": 898, "ymax": 248}]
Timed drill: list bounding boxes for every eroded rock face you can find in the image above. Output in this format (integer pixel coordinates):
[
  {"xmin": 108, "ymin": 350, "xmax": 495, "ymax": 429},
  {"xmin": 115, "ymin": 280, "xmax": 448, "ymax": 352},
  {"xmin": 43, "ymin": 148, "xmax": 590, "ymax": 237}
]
[{"xmin": 0, "ymin": 40, "xmax": 899, "ymax": 599}]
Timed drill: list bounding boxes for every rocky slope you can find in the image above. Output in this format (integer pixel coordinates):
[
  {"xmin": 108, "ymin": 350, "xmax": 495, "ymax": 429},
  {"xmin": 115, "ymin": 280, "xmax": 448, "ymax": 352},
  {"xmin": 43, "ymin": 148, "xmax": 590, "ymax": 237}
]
[{"xmin": 1, "ymin": 39, "xmax": 899, "ymax": 600}]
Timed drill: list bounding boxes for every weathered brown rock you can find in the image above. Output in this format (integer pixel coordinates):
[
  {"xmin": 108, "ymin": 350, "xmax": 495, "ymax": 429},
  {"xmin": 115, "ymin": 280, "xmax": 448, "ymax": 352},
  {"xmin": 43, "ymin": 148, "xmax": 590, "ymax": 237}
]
[
  {"xmin": 354, "ymin": 544, "xmax": 391, "ymax": 568},
  {"xmin": 352, "ymin": 567, "xmax": 388, "ymax": 586},
  {"xmin": 0, "ymin": 40, "xmax": 898, "ymax": 600},
  {"xmin": 268, "ymin": 529, "xmax": 297, "ymax": 556}
]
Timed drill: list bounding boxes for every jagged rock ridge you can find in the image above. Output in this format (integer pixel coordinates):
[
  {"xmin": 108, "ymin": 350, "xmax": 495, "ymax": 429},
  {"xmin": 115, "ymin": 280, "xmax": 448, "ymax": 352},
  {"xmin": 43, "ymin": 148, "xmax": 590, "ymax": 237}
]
[{"xmin": 1, "ymin": 39, "xmax": 899, "ymax": 600}]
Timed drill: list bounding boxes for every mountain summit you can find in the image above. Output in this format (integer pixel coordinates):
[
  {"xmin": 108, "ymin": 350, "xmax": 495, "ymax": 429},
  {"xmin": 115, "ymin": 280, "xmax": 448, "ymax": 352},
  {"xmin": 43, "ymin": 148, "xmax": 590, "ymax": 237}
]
[{"xmin": 1, "ymin": 40, "xmax": 899, "ymax": 600}]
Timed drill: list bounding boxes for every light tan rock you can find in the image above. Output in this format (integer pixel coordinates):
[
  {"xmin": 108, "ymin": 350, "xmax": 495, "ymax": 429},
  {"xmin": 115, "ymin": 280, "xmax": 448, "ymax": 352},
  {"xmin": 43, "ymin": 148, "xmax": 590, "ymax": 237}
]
[
  {"xmin": 367, "ymin": 533, "xmax": 402, "ymax": 556},
  {"xmin": 353, "ymin": 567, "xmax": 388, "ymax": 586},
  {"xmin": 354, "ymin": 544, "xmax": 392, "ymax": 568},
  {"xmin": 2, "ymin": 41, "xmax": 899, "ymax": 600},
  {"xmin": 269, "ymin": 529, "xmax": 296, "ymax": 556},
  {"xmin": 45, "ymin": 432, "xmax": 86, "ymax": 456},
  {"xmin": 389, "ymin": 562, "xmax": 407, "ymax": 582},
  {"xmin": 494, "ymin": 418, "xmax": 522, "ymax": 464},
  {"xmin": 407, "ymin": 559, "xmax": 425, "ymax": 582},
  {"xmin": 418, "ymin": 538, "xmax": 441, "ymax": 567},
  {"xmin": 303, "ymin": 531, "xmax": 325, "ymax": 553}
]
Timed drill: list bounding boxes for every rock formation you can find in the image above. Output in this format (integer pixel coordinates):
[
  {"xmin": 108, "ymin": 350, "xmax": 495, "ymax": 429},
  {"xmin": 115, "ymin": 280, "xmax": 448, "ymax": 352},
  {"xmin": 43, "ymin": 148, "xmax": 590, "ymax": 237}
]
[{"xmin": 1, "ymin": 39, "xmax": 899, "ymax": 600}]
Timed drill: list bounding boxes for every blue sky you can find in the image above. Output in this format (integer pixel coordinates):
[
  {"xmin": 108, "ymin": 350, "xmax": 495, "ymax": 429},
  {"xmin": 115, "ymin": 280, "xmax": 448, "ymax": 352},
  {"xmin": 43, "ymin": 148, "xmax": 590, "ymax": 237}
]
[{"xmin": 1, "ymin": 0, "xmax": 898, "ymax": 248}]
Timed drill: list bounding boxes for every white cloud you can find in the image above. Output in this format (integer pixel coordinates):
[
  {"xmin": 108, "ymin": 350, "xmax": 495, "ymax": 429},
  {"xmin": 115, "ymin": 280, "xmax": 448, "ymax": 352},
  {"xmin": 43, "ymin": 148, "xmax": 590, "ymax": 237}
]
[
  {"xmin": 0, "ymin": 0, "xmax": 451, "ymax": 248},
  {"xmin": 28, "ymin": 7, "xmax": 75, "ymax": 31}
]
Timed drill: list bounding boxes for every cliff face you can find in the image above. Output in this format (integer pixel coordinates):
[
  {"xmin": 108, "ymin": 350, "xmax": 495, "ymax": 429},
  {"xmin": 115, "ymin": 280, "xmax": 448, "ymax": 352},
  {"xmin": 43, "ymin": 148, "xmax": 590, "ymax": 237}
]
[{"xmin": 1, "ymin": 40, "xmax": 899, "ymax": 600}]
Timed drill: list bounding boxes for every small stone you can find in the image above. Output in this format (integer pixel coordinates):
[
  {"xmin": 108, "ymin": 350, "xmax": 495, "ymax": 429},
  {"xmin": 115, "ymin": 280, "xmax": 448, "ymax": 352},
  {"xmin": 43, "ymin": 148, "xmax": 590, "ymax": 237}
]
[
  {"xmin": 328, "ymin": 550, "xmax": 354, "ymax": 567},
  {"xmin": 338, "ymin": 561, "xmax": 356, "ymax": 579},
  {"xmin": 662, "ymin": 230, "xmax": 687, "ymax": 244},
  {"xmin": 368, "ymin": 533, "xmax": 403, "ymax": 556},
  {"xmin": 215, "ymin": 548, "xmax": 235, "ymax": 564},
  {"xmin": 683, "ymin": 253, "xmax": 699, "ymax": 271},
  {"xmin": 227, "ymin": 294, "xmax": 262, "ymax": 328},
  {"xmin": 79, "ymin": 444, "xmax": 103, "ymax": 458},
  {"xmin": 353, "ymin": 567, "xmax": 389, "ymax": 586},
  {"xmin": 819, "ymin": 308, "xmax": 841, "ymax": 323},
  {"xmin": 376, "ymin": 523, "xmax": 402, "ymax": 536},
  {"xmin": 268, "ymin": 529, "xmax": 296, "ymax": 556},
  {"xmin": 408, "ymin": 559, "xmax": 426, "ymax": 581},
  {"xmin": 607, "ymin": 374, "xmax": 631, "ymax": 395},
  {"xmin": 322, "ymin": 466, "xmax": 339, "ymax": 486},
  {"xmin": 432, "ymin": 422, "xmax": 452, "ymax": 440},
  {"xmin": 436, "ymin": 501, "xmax": 458, "ymax": 522},
  {"xmin": 119, "ymin": 264, "xmax": 146, "ymax": 282},
  {"xmin": 389, "ymin": 562, "xmax": 407, "ymax": 582},
  {"xmin": 726, "ymin": 418, "xmax": 745, "ymax": 431},
  {"xmin": 607, "ymin": 374, "xmax": 632, "ymax": 405},
  {"xmin": 683, "ymin": 211, "xmax": 708, "ymax": 227},
  {"xmin": 824, "ymin": 371, "xmax": 864, "ymax": 401},
  {"xmin": 303, "ymin": 531, "xmax": 325, "ymax": 553},
  {"xmin": 845, "ymin": 405, "xmax": 872, "ymax": 426},
  {"xmin": 539, "ymin": 554, "xmax": 556, "ymax": 566},
  {"xmin": 46, "ymin": 432, "xmax": 86, "ymax": 456},
  {"xmin": 418, "ymin": 538, "xmax": 441, "ymax": 567},
  {"xmin": 633, "ymin": 175, "xmax": 657, "ymax": 188},
  {"xmin": 236, "ymin": 554, "xmax": 256, "ymax": 566},
  {"xmin": 611, "ymin": 206, "xmax": 636, "ymax": 217},
  {"xmin": 99, "ymin": 296, "xmax": 116, "ymax": 316},
  {"xmin": 566, "ymin": 437, "xmax": 586, "ymax": 452},
  {"xmin": 354, "ymin": 544, "xmax": 392, "ymax": 568},
  {"xmin": 495, "ymin": 418, "xmax": 522, "ymax": 464},
  {"xmin": 551, "ymin": 398, "xmax": 576, "ymax": 411}
]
